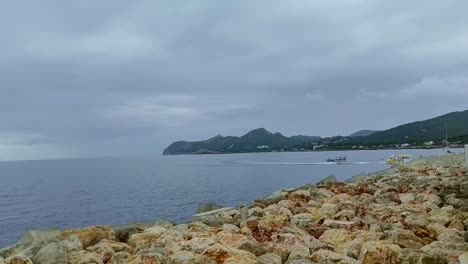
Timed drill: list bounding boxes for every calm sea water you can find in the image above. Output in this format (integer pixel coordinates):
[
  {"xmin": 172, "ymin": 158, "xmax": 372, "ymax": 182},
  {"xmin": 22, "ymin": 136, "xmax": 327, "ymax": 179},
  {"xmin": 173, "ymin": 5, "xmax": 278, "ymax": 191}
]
[{"xmin": 0, "ymin": 149, "xmax": 454, "ymax": 247}]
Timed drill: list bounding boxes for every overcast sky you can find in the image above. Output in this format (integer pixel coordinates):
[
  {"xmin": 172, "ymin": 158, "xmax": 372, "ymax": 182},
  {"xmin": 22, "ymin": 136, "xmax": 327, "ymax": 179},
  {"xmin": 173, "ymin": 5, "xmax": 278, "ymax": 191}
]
[{"xmin": 1, "ymin": 0, "xmax": 468, "ymax": 160}]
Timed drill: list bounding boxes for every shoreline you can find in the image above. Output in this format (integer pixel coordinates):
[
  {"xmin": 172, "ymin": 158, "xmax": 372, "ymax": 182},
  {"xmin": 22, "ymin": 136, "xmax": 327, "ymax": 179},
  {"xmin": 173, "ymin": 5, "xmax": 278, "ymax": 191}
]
[
  {"xmin": 162, "ymin": 147, "xmax": 464, "ymax": 156},
  {"xmin": 1, "ymin": 154, "xmax": 467, "ymax": 263}
]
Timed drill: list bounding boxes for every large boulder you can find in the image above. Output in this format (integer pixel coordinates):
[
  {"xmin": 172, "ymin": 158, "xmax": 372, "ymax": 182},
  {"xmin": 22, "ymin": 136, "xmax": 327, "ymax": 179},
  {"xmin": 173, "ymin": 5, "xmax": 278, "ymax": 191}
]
[
  {"xmin": 202, "ymin": 243, "xmax": 256, "ymax": 264},
  {"xmin": 86, "ymin": 239, "xmax": 130, "ymax": 262},
  {"xmin": 197, "ymin": 203, "xmax": 223, "ymax": 214},
  {"xmin": 127, "ymin": 232, "xmax": 164, "ymax": 251},
  {"xmin": 0, "ymin": 229, "xmax": 61, "ymax": 259},
  {"xmin": 112, "ymin": 223, "xmax": 151, "ymax": 243},
  {"xmin": 311, "ymin": 249, "xmax": 358, "ymax": 264},
  {"xmin": 128, "ymin": 254, "xmax": 162, "ymax": 264},
  {"xmin": 108, "ymin": 252, "xmax": 131, "ymax": 264},
  {"xmin": 319, "ymin": 229, "xmax": 355, "ymax": 253},
  {"xmin": 360, "ymin": 241, "xmax": 401, "ymax": 264},
  {"xmin": 192, "ymin": 208, "xmax": 239, "ymax": 227},
  {"xmin": 255, "ymin": 190, "xmax": 288, "ymax": 206},
  {"xmin": 33, "ymin": 243, "xmax": 68, "ymax": 264},
  {"xmin": 4, "ymin": 256, "xmax": 33, "ymax": 264},
  {"xmin": 59, "ymin": 226, "xmax": 117, "ymax": 248},
  {"xmin": 215, "ymin": 231, "xmax": 265, "ymax": 256},
  {"xmin": 167, "ymin": 250, "xmax": 216, "ymax": 264},
  {"xmin": 460, "ymin": 253, "xmax": 468, "ymax": 264},
  {"xmin": 257, "ymin": 253, "xmax": 282, "ymax": 264},
  {"xmin": 69, "ymin": 251, "xmax": 103, "ymax": 264}
]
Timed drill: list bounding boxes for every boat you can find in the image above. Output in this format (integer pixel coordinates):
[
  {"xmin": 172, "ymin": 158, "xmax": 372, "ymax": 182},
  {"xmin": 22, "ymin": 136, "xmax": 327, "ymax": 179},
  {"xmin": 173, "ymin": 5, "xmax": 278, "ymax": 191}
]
[
  {"xmin": 327, "ymin": 155, "xmax": 347, "ymax": 162},
  {"xmin": 387, "ymin": 155, "xmax": 412, "ymax": 165}
]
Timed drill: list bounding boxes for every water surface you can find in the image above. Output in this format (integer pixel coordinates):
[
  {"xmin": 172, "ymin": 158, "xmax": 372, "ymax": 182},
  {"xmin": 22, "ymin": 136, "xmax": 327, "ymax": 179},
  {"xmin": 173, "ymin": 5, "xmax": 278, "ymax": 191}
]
[{"xmin": 0, "ymin": 149, "xmax": 451, "ymax": 247}]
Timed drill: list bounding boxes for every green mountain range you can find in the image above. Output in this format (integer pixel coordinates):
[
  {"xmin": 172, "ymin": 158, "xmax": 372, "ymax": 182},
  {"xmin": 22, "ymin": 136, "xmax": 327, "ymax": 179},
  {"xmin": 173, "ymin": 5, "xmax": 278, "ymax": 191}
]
[
  {"xmin": 163, "ymin": 128, "xmax": 320, "ymax": 155},
  {"xmin": 163, "ymin": 109, "xmax": 468, "ymax": 155}
]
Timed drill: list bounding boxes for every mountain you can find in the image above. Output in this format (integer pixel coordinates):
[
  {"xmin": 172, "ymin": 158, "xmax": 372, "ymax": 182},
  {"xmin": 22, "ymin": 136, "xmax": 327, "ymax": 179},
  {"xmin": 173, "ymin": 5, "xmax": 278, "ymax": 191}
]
[
  {"xmin": 162, "ymin": 128, "xmax": 320, "ymax": 155},
  {"xmin": 349, "ymin": 130, "xmax": 380, "ymax": 137},
  {"xmin": 362, "ymin": 110, "xmax": 468, "ymax": 144},
  {"xmin": 163, "ymin": 109, "xmax": 468, "ymax": 154}
]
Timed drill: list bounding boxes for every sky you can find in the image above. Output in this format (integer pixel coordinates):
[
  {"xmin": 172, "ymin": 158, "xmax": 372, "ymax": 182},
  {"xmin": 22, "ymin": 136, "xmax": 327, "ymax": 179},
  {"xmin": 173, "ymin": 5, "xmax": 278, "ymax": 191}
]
[{"xmin": 1, "ymin": 0, "xmax": 468, "ymax": 160}]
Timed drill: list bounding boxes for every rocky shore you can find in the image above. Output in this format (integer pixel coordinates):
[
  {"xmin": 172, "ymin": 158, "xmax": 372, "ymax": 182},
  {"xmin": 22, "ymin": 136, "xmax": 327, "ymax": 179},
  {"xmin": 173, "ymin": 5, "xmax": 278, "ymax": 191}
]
[{"xmin": 1, "ymin": 154, "xmax": 467, "ymax": 264}]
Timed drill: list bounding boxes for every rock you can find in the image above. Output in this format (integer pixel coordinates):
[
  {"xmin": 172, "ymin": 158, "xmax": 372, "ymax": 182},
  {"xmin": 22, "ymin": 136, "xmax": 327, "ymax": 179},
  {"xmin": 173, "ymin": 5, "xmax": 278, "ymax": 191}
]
[
  {"xmin": 108, "ymin": 252, "xmax": 131, "ymax": 264},
  {"xmin": 69, "ymin": 251, "xmax": 103, "ymax": 264},
  {"xmin": 404, "ymin": 214, "xmax": 429, "ymax": 228},
  {"xmin": 399, "ymin": 193, "xmax": 415, "ymax": 204},
  {"xmin": 448, "ymin": 217, "xmax": 465, "ymax": 231},
  {"xmin": 257, "ymin": 253, "xmax": 282, "ymax": 264},
  {"xmin": 460, "ymin": 253, "xmax": 468, "ymax": 264},
  {"xmin": 421, "ymin": 241, "xmax": 468, "ymax": 262},
  {"xmin": 0, "ymin": 229, "xmax": 61, "ymax": 259},
  {"xmin": 334, "ymin": 210, "xmax": 356, "ymax": 221},
  {"xmin": 285, "ymin": 259, "xmax": 313, "ymax": 264},
  {"xmin": 33, "ymin": 243, "xmax": 67, "ymax": 264},
  {"xmin": 253, "ymin": 206, "xmax": 292, "ymax": 242},
  {"xmin": 289, "ymin": 190, "xmax": 311, "ymax": 203},
  {"xmin": 202, "ymin": 243, "xmax": 256, "ymax": 264},
  {"xmin": 311, "ymin": 249, "xmax": 358, "ymax": 264},
  {"xmin": 255, "ymin": 191, "xmax": 289, "ymax": 206},
  {"xmin": 128, "ymin": 254, "xmax": 162, "ymax": 264},
  {"xmin": 168, "ymin": 250, "xmax": 216, "ymax": 264},
  {"xmin": 0, "ymin": 257, "xmax": 4, "ymax": 264},
  {"xmin": 292, "ymin": 213, "xmax": 313, "ymax": 229},
  {"xmin": 320, "ymin": 203, "xmax": 339, "ymax": 217},
  {"xmin": 385, "ymin": 229, "xmax": 424, "ymax": 249},
  {"xmin": 197, "ymin": 203, "xmax": 223, "ymax": 214},
  {"xmin": 86, "ymin": 239, "xmax": 130, "ymax": 262},
  {"xmin": 112, "ymin": 223, "xmax": 150, "ymax": 242},
  {"xmin": 182, "ymin": 237, "xmax": 216, "ymax": 254},
  {"xmin": 360, "ymin": 241, "xmax": 401, "ymax": 264},
  {"xmin": 128, "ymin": 232, "xmax": 164, "ymax": 250},
  {"xmin": 59, "ymin": 226, "xmax": 117, "ymax": 248},
  {"xmin": 317, "ymin": 175, "xmax": 337, "ymax": 184},
  {"xmin": 221, "ymin": 224, "xmax": 240, "ymax": 233},
  {"xmin": 445, "ymin": 194, "xmax": 462, "ymax": 207},
  {"xmin": 319, "ymin": 229, "xmax": 355, "ymax": 253},
  {"xmin": 4, "ymin": 256, "xmax": 33, "ymax": 264},
  {"xmin": 215, "ymin": 231, "xmax": 265, "ymax": 256},
  {"xmin": 322, "ymin": 220, "xmax": 357, "ymax": 229},
  {"xmin": 247, "ymin": 207, "xmax": 265, "ymax": 218},
  {"xmin": 192, "ymin": 207, "xmax": 237, "ymax": 227},
  {"xmin": 58, "ymin": 235, "xmax": 83, "ymax": 252},
  {"xmin": 398, "ymin": 248, "xmax": 444, "ymax": 264},
  {"xmin": 286, "ymin": 244, "xmax": 310, "ymax": 260},
  {"xmin": 145, "ymin": 226, "xmax": 167, "ymax": 236}
]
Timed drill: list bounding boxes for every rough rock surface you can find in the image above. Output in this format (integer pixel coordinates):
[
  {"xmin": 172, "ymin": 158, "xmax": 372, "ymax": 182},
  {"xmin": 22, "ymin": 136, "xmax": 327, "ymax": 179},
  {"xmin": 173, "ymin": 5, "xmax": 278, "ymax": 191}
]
[{"xmin": 1, "ymin": 154, "xmax": 467, "ymax": 263}]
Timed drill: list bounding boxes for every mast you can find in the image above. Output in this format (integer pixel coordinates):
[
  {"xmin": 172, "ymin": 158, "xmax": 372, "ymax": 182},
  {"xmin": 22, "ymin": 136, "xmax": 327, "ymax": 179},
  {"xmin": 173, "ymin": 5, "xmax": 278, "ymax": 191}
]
[{"xmin": 443, "ymin": 122, "xmax": 448, "ymax": 151}]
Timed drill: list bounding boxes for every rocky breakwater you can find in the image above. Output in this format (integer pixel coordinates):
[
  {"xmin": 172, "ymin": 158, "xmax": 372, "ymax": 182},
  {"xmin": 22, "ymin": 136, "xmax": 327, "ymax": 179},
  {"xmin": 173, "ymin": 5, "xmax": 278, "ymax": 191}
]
[{"xmin": 1, "ymin": 154, "xmax": 468, "ymax": 264}]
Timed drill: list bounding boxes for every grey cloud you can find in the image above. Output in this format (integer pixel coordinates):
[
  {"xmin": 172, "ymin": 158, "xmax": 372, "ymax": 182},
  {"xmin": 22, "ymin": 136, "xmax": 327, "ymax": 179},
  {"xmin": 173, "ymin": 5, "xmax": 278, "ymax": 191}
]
[{"xmin": 1, "ymin": 0, "xmax": 468, "ymax": 160}]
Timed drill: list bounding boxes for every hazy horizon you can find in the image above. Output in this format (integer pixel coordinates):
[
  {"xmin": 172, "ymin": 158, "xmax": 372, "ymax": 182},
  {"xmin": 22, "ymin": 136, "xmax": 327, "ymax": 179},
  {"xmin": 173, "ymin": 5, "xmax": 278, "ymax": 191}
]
[{"xmin": 2, "ymin": 1, "xmax": 468, "ymax": 160}]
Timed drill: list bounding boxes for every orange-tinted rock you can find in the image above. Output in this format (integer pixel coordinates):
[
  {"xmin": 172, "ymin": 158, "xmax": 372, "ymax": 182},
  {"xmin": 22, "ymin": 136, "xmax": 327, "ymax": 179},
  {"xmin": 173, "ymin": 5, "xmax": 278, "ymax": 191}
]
[{"xmin": 59, "ymin": 226, "xmax": 117, "ymax": 248}]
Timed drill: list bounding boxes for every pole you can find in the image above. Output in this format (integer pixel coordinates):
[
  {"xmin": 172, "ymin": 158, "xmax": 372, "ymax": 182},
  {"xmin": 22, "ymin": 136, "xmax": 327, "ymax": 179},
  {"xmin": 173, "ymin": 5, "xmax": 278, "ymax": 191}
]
[{"xmin": 465, "ymin": 145, "xmax": 468, "ymax": 166}]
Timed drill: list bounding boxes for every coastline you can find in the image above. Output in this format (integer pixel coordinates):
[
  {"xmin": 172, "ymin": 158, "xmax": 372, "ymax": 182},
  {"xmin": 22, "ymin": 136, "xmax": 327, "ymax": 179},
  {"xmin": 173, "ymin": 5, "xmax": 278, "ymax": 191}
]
[{"xmin": 1, "ymin": 154, "xmax": 467, "ymax": 264}]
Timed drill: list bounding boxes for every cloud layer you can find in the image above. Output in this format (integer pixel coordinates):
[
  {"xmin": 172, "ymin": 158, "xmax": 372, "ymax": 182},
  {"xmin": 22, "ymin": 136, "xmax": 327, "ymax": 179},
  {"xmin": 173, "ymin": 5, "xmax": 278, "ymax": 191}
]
[{"xmin": 1, "ymin": 0, "xmax": 468, "ymax": 160}]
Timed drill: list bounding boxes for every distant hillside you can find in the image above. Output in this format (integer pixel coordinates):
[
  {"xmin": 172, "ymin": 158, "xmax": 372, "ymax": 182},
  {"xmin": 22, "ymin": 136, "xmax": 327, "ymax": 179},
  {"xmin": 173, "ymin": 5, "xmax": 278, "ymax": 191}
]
[
  {"xmin": 163, "ymin": 109, "xmax": 468, "ymax": 154},
  {"xmin": 163, "ymin": 128, "xmax": 320, "ymax": 155},
  {"xmin": 362, "ymin": 110, "xmax": 468, "ymax": 144},
  {"xmin": 349, "ymin": 130, "xmax": 379, "ymax": 137}
]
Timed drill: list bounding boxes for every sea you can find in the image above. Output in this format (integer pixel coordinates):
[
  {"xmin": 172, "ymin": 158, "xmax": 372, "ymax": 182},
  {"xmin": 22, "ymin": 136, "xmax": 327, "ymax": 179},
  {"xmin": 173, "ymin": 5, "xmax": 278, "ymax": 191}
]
[{"xmin": 0, "ymin": 148, "xmax": 460, "ymax": 247}]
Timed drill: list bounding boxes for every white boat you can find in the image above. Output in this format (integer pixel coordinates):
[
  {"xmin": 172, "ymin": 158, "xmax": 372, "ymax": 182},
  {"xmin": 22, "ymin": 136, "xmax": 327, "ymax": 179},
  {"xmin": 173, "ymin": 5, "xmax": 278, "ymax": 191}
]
[
  {"xmin": 387, "ymin": 155, "xmax": 411, "ymax": 165},
  {"xmin": 327, "ymin": 155, "xmax": 347, "ymax": 162}
]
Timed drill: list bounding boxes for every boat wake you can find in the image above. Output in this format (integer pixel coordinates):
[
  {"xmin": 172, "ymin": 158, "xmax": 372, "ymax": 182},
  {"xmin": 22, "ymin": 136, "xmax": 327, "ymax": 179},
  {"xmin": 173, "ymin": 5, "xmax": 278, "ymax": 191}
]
[{"xmin": 227, "ymin": 161, "xmax": 387, "ymax": 166}]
